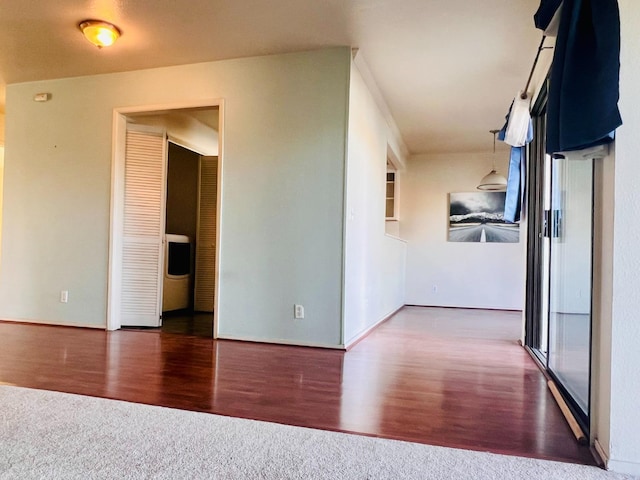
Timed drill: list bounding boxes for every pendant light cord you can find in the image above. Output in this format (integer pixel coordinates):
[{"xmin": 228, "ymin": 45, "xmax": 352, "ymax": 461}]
[{"xmin": 490, "ymin": 129, "xmax": 500, "ymax": 171}]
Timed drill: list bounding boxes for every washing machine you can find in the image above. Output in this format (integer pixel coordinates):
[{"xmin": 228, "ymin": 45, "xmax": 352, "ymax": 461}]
[{"xmin": 162, "ymin": 234, "xmax": 193, "ymax": 312}]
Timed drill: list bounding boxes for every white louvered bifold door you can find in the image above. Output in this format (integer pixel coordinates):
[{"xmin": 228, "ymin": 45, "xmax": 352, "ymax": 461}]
[
  {"xmin": 120, "ymin": 126, "xmax": 167, "ymax": 326},
  {"xmin": 194, "ymin": 156, "xmax": 217, "ymax": 312}
]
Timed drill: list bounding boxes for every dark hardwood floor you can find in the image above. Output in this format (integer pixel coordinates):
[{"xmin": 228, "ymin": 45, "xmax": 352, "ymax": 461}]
[
  {"xmin": 122, "ymin": 310, "xmax": 214, "ymax": 337},
  {"xmin": 0, "ymin": 307, "xmax": 595, "ymax": 465}
]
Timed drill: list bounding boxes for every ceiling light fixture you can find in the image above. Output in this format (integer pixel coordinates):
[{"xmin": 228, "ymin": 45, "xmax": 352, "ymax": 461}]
[
  {"xmin": 79, "ymin": 20, "xmax": 121, "ymax": 48},
  {"xmin": 477, "ymin": 129, "xmax": 508, "ymax": 191}
]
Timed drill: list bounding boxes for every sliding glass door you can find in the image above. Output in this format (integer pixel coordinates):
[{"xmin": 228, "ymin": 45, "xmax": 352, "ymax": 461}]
[
  {"xmin": 525, "ymin": 110, "xmax": 551, "ymax": 362},
  {"xmin": 547, "ymin": 155, "xmax": 593, "ymax": 417},
  {"xmin": 525, "ymin": 90, "xmax": 593, "ymax": 430}
]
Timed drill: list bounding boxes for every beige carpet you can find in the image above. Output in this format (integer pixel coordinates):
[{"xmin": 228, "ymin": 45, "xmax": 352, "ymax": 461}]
[{"xmin": 0, "ymin": 385, "xmax": 635, "ymax": 479}]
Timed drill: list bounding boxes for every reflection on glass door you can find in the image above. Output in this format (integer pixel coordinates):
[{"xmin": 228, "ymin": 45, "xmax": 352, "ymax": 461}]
[
  {"xmin": 547, "ymin": 155, "xmax": 593, "ymax": 417},
  {"xmin": 538, "ymin": 153, "xmax": 551, "ymax": 358}
]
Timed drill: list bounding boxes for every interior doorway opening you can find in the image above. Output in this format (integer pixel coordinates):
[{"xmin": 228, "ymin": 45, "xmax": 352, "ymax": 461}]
[
  {"xmin": 107, "ymin": 101, "xmax": 222, "ymax": 338},
  {"xmin": 157, "ymin": 141, "xmax": 216, "ymax": 337}
]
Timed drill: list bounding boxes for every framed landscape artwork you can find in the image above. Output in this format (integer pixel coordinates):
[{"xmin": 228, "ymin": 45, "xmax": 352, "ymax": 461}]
[{"xmin": 448, "ymin": 192, "xmax": 519, "ymax": 243}]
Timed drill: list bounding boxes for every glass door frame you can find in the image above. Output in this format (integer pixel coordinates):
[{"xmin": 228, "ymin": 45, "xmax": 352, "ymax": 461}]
[
  {"xmin": 524, "ymin": 90, "xmax": 549, "ymax": 363},
  {"xmin": 524, "ymin": 83, "xmax": 594, "ymax": 434},
  {"xmin": 545, "ymin": 154, "xmax": 594, "ymax": 430}
]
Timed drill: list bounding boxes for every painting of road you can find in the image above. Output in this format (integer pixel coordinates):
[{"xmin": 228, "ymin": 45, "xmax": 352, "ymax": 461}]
[{"xmin": 449, "ymin": 192, "xmax": 519, "ymax": 243}]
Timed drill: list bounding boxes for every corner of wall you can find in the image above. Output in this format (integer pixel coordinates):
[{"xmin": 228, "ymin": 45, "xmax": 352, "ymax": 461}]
[
  {"xmin": 343, "ymin": 53, "xmax": 407, "ymax": 344},
  {"xmin": 339, "ymin": 52, "xmax": 354, "ymax": 347}
]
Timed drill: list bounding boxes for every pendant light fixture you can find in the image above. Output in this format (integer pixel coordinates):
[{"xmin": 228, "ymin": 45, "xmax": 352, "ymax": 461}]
[
  {"xmin": 477, "ymin": 129, "xmax": 508, "ymax": 191},
  {"xmin": 79, "ymin": 20, "xmax": 121, "ymax": 48}
]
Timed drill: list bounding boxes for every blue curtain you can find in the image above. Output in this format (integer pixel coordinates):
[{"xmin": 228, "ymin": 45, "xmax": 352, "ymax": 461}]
[
  {"xmin": 504, "ymin": 147, "xmax": 525, "ymax": 223},
  {"xmin": 534, "ymin": 0, "xmax": 563, "ymax": 30},
  {"xmin": 498, "ymin": 106, "xmax": 532, "ymax": 223},
  {"xmin": 544, "ymin": 0, "xmax": 622, "ymax": 153}
]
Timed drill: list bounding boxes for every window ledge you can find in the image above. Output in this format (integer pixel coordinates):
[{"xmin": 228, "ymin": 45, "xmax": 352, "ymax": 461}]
[{"xmin": 385, "ymin": 233, "xmax": 407, "ymax": 243}]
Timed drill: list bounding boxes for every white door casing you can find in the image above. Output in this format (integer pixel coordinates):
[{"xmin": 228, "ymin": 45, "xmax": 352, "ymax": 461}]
[{"xmin": 107, "ymin": 99, "xmax": 223, "ymax": 333}]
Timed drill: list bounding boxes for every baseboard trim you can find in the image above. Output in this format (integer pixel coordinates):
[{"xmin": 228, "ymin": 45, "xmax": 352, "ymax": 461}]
[
  {"xmin": 606, "ymin": 458, "xmax": 640, "ymax": 476},
  {"xmin": 404, "ymin": 304, "xmax": 522, "ymax": 313},
  {"xmin": 595, "ymin": 439, "xmax": 640, "ymax": 475},
  {"xmin": 0, "ymin": 317, "xmax": 105, "ymax": 330},
  {"xmin": 593, "ymin": 438, "xmax": 608, "ymax": 468},
  {"xmin": 344, "ymin": 305, "xmax": 404, "ymax": 351},
  {"xmin": 217, "ymin": 334, "xmax": 345, "ymax": 351}
]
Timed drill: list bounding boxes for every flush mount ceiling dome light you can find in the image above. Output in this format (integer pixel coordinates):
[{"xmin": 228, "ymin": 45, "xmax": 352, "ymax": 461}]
[
  {"xmin": 477, "ymin": 129, "xmax": 508, "ymax": 191},
  {"xmin": 79, "ymin": 20, "xmax": 121, "ymax": 48}
]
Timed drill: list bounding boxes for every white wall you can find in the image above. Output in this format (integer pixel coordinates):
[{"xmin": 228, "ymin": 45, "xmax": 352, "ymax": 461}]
[
  {"xmin": 591, "ymin": 150, "xmax": 614, "ymax": 464},
  {"xmin": 0, "ymin": 48, "xmax": 350, "ymax": 346},
  {"xmin": 343, "ymin": 58, "xmax": 406, "ymax": 346},
  {"xmin": 596, "ymin": 1, "xmax": 640, "ymax": 474},
  {"xmin": 402, "ymin": 152, "xmax": 524, "ymax": 310}
]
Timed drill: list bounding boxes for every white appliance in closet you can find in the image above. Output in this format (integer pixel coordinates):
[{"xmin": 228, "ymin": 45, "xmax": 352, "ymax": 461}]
[{"xmin": 162, "ymin": 234, "xmax": 193, "ymax": 312}]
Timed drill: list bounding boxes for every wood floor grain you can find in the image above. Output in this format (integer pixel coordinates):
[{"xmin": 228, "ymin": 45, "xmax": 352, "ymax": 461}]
[
  {"xmin": 0, "ymin": 307, "xmax": 594, "ymax": 465},
  {"xmin": 123, "ymin": 310, "xmax": 214, "ymax": 337}
]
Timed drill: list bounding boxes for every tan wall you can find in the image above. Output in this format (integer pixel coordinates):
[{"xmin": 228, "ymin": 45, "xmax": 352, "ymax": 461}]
[{"xmin": 0, "ymin": 48, "xmax": 350, "ymax": 346}]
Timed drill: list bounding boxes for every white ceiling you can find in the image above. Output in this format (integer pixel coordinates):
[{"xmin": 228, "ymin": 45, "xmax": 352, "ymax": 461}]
[{"xmin": 0, "ymin": 0, "xmax": 543, "ymax": 154}]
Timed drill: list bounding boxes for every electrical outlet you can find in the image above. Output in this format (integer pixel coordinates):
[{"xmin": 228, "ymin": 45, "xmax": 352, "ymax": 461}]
[
  {"xmin": 60, "ymin": 290, "xmax": 69, "ymax": 303},
  {"xmin": 294, "ymin": 304, "xmax": 305, "ymax": 319}
]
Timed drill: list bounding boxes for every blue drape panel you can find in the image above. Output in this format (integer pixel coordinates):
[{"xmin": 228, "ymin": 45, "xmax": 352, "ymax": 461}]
[
  {"xmin": 504, "ymin": 147, "xmax": 526, "ymax": 223},
  {"xmin": 499, "ymin": 112, "xmax": 532, "ymax": 223},
  {"xmin": 534, "ymin": 0, "xmax": 563, "ymax": 30},
  {"xmin": 545, "ymin": 0, "xmax": 622, "ymax": 153}
]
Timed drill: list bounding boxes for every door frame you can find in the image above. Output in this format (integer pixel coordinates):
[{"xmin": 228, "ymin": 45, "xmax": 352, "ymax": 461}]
[
  {"xmin": 524, "ymin": 90, "xmax": 549, "ymax": 360},
  {"xmin": 524, "ymin": 83, "xmax": 601, "ymax": 433},
  {"xmin": 107, "ymin": 99, "xmax": 224, "ymax": 338}
]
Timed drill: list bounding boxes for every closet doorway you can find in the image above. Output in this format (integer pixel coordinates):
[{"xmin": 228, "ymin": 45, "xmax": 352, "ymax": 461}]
[
  {"xmin": 161, "ymin": 142, "xmax": 217, "ymax": 336},
  {"xmin": 107, "ymin": 101, "xmax": 222, "ymax": 338}
]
